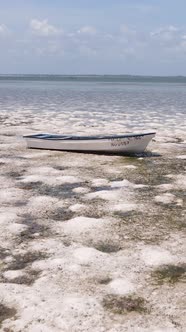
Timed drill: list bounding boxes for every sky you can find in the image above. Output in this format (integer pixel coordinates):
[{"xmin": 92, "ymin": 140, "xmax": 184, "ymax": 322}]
[{"xmin": 0, "ymin": 0, "xmax": 186, "ymax": 75}]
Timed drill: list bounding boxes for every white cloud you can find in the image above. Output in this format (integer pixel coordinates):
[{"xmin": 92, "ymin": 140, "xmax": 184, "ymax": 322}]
[
  {"xmin": 180, "ymin": 41, "xmax": 186, "ymax": 49},
  {"xmin": 118, "ymin": 25, "xmax": 138, "ymax": 46},
  {"xmin": 127, "ymin": 4, "xmax": 156, "ymax": 14},
  {"xmin": 150, "ymin": 25, "xmax": 179, "ymax": 42},
  {"xmin": 77, "ymin": 26, "xmax": 97, "ymax": 36},
  {"xmin": 149, "ymin": 25, "xmax": 186, "ymax": 55},
  {"xmin": 79, "ymin": 45, "xmax": 97, "ymax": 56},
  {"xmin": 4, "ymin": 19, "xmax": 186, "ymax": 67},
  {"xmin": 30, "ymin": 19, "xmax": 62, "ymax": 37},
  {"xmin": 0, "ymin": 24, "xmax": 9, "ymax": 36},
  {"xmin": 120, "ymin": 25, "xmax": 136, "ymax": 37},
  {"xmin": 34, "ymin": 44, "xmax": 64, "ymax": 56}
]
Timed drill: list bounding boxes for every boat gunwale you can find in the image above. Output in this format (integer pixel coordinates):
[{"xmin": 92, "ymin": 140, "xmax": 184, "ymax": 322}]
[{"xmin": 23, "ymin": 132, "xmax": 156, "ymax": 141}]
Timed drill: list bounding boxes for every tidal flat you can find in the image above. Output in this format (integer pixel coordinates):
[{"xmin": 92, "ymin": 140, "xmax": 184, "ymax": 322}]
[{"xmin": 0, "ymin": 80, "xmax": 186, "ymax": 331}]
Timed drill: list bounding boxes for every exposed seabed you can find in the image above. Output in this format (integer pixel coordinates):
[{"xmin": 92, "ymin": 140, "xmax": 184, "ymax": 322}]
[{"xmin": 0, "ymin": 112, "xmax": 186, "ymax": 332}]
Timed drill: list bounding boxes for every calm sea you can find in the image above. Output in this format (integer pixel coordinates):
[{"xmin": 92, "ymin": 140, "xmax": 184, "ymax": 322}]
[{"xmin": 0, "ymin": 75, "xmax": 185, "ymax": 134}]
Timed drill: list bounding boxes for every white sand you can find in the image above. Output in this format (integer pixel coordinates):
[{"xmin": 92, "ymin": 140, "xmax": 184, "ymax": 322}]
[
  {"xmin": 69, "ymin": 203, "xmax": 87, "ymax": 212},
  {"xmin": 140, "ymin": 246, "xmax": 175, "ymax": 267},
  {"xmin": 62, "ymin": 216, "xmax": 108, "ymax": 236},
  {"xmin": 110, "ymin": 179, "xmax": 146, "ymax": 189},
  {"xmin": 109, "ymin": 203, "xmax": 139, "ymax": 213},
  {"xmin": 154, "ymin": 193, "xmax": 177, "ymax": 204},
  {"xmin": 85, "ymin": 189, "xmax": 123, "ymax": 201},
  {"xmin": 107, "ymin": 278, "xmax": 135, "ymax": 295}
]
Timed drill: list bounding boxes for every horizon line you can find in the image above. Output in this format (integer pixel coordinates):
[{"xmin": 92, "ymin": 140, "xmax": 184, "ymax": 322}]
[{"xmin": 0, "ymin": 74, "xmax": 186, "ymax": 78}]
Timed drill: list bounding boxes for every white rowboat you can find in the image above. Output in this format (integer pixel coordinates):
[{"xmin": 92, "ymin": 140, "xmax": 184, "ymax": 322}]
[{"xmin": 23, "ymin": 132, "xmax": 156, "ymax": 154}]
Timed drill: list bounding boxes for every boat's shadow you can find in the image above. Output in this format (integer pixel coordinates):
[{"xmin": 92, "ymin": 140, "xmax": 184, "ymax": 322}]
[
  {"xmin": 28, "ymin": 147, "xmax": 161, "ymax": 157},
  {"xmin": 66, "ymin": 150, "xmax": 162, "ymax": 157},
  {"xmin": 130, "ymin": 151, "xmax": 162, "ymax": 158}
]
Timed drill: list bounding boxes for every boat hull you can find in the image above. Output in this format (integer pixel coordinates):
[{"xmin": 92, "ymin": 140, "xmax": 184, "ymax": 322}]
[{"xmin": 24, "ymin": 133, "xmax": 155, "ymax": 154}]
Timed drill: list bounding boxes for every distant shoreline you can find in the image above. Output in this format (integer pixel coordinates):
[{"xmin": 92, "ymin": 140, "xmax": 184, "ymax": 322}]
[{"xmin": 0, "ymin": 74, "xmax": 186, "ymax": 83}]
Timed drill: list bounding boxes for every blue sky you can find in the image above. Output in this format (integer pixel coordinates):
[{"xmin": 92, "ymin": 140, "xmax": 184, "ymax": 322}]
[{"xmin": 0, "ymin": 0, "xmax": 186, "ymax": 75}]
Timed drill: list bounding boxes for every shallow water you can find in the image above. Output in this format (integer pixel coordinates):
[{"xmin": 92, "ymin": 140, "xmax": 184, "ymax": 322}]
[{"xmin": 0, "ymin": 79, "xmax": 185, "ymax": 135}]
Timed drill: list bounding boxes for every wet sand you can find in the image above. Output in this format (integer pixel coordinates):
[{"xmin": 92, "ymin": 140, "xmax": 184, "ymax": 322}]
[{"xmin": 0, "ymin": 112, "xmax": 186, "ymax": 332}]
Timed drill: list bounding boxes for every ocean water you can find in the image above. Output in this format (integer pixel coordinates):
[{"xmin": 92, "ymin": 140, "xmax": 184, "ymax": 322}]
[{"xmin": 0, "ymin": 76, "xmax": 185, "ymax": 136}]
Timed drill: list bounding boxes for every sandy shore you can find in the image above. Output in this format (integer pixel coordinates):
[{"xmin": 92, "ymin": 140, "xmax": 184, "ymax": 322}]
[{"xmin": 0, "ymin": 113, "xmax": 186, "ymax": 331}]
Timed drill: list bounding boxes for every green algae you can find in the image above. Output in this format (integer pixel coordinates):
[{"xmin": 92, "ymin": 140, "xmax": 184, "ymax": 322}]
[
  {"xmin": 102, "ymin": 294, "xmax": 147, "ymax": 314},
  {"xmin": 0, "ymin": 304, "xmax": 17, "ymax": 328},
  {"xmin": 152, "ymin": 264, "xmax": 186, "ymax": 285}
]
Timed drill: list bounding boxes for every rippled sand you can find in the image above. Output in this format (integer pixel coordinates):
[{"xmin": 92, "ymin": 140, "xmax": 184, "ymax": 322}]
[{"xmin": 0, "ymin": 105, "xmax": 186, "ymax": 332}]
